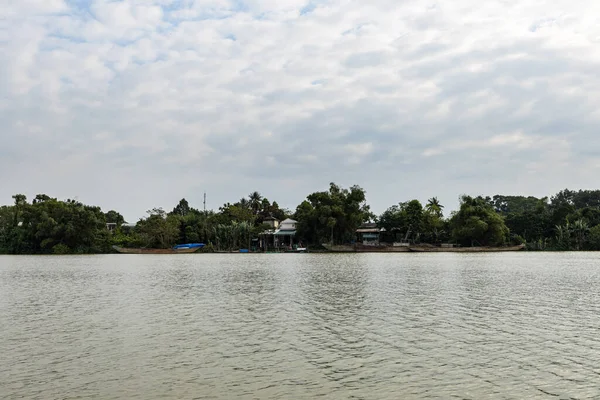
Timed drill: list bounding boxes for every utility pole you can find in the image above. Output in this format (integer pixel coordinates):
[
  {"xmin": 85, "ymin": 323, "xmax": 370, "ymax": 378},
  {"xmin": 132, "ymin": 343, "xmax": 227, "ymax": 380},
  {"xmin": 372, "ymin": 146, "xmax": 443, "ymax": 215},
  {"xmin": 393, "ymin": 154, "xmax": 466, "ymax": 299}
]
[{"xmin": 203, "ymin": 192, "xmax": 207, "ymax": 243}]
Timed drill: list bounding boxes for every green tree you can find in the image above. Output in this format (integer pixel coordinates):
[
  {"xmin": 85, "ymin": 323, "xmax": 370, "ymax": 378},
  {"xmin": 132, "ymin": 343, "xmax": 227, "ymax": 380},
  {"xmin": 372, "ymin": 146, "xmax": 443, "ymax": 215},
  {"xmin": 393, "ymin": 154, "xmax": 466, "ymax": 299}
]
[
  {"xmin": 248, "ymin": 191, "xmax": 263, "ymax": 215},
  {"xmin": 294, "ymin": 183, "xmax": 371, "ymax": 245},
  {"xmin": 105, "ymin": 210, "xmax": 125, "ymax": 225},
  {"xmin": 450, "ymin": 195, "xmax": 509, "ymax": 246},
  {"xmin": 327, "ymin": 217, "xmax": 336, "ymax": 245},
  {"xmin": 135, "ymin": 208, "xmax": 179, "ymax": 248},
  {"xmin": 586, "ymin": 225, "xmax": 600, "ymax": 250},
  {"xmin": 572, "ymin": 219, "xmax": 589, "ymax": 251},
  {"xmin": 171, "ymin": 198, "xmax": 191, "ymax": 217},
  {"xmin": 378, "ymin": 200, "xmax": 425, "ymax": 243},
  {"xmin": 425, "ymin": 197, "xmax": 444, "ymax": 218},
  {"xmin": 1, "ymin": 195, "xmax": 110, "ymax": 254},
  {"xmin": 12, "ymin": 194, "xmax": 27, "ymax": 226}
]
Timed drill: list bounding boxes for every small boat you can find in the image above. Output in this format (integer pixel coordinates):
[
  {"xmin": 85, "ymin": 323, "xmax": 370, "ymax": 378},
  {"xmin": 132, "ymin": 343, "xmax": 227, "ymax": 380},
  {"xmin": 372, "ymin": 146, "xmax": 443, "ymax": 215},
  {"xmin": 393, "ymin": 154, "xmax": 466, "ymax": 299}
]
[
  {"xmin": 322, "ymin": 243, "xmax": 526, "ymax": 253},
  {"xmin": 112, "ymin": 243, "xmax": 205, "ymax": 254},
  {"xmin": 322, "ymin": 243, "xmax": 410, "ymax": 253},
  {"xmin": 408, "ymin": 244, "xmax": 526, "ymax": 253}
]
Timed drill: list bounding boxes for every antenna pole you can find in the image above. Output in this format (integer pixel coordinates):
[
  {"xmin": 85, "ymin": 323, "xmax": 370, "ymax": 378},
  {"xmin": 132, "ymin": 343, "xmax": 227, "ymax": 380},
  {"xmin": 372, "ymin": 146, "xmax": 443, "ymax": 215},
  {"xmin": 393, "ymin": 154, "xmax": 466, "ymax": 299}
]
[{"xmin": 203, "ymin": 192, "xmax": 207, "ymax": 243}]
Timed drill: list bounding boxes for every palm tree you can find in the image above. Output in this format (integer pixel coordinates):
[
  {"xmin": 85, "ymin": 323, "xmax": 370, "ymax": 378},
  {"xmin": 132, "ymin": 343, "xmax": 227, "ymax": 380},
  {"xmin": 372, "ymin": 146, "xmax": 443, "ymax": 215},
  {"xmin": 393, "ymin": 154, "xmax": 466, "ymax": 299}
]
[
  {"xmin": 327, "ymin": 217, "xmax": 337, "ymax": 245},
  {"xmin": 426, "ymin": 197, "xmax": 444, "ymax": 218},
  {"xmin": 248, "ymin": 191, "xmax": 263, "ymax": 215},
  {"xmin": 238, "ymin": 198, "xmax": 250, "ymax": 210},
  {"xmin": 237, "ymin": 221, "xmax": 252, "ymax": 250},
  {"xmin": 432, "ymin": 227, "xmax": 445, "ymax": 244},
  {"xmin": 572, "ymin": 219, "xmax": 589, "ymax": 251},
  {"xmin": 555, "ymin": 222, "xmax": 572, "ymax": 250}
]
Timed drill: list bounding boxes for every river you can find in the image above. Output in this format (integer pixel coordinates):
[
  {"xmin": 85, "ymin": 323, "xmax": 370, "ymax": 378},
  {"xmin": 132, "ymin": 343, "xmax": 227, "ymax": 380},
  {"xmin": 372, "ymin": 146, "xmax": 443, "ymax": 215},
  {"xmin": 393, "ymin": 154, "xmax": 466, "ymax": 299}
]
[{"xmin": 1, "ymin": 253, "xmax": 599, "ymax": 399}]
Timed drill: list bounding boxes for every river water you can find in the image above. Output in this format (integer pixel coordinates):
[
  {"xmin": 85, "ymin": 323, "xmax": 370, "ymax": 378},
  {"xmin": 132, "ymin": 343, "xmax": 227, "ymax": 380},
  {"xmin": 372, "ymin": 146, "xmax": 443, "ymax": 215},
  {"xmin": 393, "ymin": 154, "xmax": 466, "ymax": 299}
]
[{"xmin": 1, "ymin": 253, "xmax": 600, "ymax": 399}]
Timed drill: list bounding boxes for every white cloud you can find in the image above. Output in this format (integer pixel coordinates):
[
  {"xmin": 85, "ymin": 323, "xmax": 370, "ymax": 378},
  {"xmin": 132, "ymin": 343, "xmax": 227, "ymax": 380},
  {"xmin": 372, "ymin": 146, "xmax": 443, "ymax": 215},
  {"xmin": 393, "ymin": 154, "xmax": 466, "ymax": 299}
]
[{"xmin": 1, "ymin": 0, "xmax": 600, "ymax": 220}]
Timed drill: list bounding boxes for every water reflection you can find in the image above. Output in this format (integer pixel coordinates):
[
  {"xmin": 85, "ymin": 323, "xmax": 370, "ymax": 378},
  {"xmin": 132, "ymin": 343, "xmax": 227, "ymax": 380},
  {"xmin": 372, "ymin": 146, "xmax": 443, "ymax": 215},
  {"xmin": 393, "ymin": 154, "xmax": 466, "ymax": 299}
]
[
  {"xmin": 293, "ymin": 255, "xmax": 372, "ymax": 388},
  {"xmin": 2, "ymin": 253, "xmax": 600, "ymax": 399}
]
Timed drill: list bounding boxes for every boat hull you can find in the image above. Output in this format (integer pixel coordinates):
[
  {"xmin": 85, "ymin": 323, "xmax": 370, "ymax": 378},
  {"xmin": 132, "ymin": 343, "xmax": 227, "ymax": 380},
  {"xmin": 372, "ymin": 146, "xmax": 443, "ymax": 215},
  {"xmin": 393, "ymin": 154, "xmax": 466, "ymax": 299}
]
[
  {"xmin": 112, "ymin": 246, "xmax": 201, "ymax": 254},
  {"xmin": 408, "ymin": 244, "xmax": 526, "ymax": 253},
  {"xmin": 322, "ymin": 243, "xmax": 525, "ymax": 253},
  {"xmin": 322, "ymin": 243, "xmax": 410, "ymax": 253}
]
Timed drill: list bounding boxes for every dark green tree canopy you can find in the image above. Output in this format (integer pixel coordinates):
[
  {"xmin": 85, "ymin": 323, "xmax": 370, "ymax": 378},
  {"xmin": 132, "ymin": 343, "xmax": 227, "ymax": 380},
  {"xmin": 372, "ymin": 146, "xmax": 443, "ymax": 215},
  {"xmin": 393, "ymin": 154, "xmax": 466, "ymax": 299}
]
[
  {"xmin": 171, "ymin": 198, "xmax": 191, "ymax": 217},
  {"xmin": 105, "ymin": 210, "xmax": 125, "ymax": 225},
  {"xmin": 4, "ymin": 187, "xmax": 600, "ymax": 253},
  {"xmin": 294, "ymin": 183, "xmax": 371, "ymax": 245},
  {"xmin": 450, "ymin": 195, "xmax": 509, "ymax": 246}
]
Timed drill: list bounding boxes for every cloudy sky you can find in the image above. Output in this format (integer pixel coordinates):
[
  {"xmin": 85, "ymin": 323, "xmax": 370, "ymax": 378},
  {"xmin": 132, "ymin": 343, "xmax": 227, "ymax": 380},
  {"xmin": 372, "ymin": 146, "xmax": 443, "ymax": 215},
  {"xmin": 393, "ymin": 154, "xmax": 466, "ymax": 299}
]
[{"xmin": 2, "ymin": 0, "xmax": 599, "ymax": 222}]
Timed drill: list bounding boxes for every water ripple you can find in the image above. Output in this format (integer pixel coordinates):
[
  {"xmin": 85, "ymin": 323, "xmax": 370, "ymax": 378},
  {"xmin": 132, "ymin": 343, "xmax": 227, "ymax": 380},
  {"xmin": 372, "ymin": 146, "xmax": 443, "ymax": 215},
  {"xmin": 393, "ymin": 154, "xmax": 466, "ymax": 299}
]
[{"xmin": 2, "ymin": 253, "xmax": 600, "ymax": 399}]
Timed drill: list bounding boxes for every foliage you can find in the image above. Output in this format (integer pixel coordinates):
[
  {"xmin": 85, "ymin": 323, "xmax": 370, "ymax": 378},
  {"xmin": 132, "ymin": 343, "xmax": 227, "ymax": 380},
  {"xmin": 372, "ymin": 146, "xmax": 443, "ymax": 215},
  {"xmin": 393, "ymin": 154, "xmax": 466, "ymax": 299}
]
[
  {"xmin": 171, "ymin": 199, "xmax": 191, "ymax": 217},
  {"xmin": 379, "ymin": 200, "xmax": 422, "ymax": 242},
  {"xmin": 105, "ymin": 210, "xmax": 125, "ymax": 225},
  {"xmin": 5, "ymin": 187, "xmax": 600, "ymax": 254},
  {"xmin": 52, "ymin": 243, "xmax": 71, "ymax": 255},
  {"xmin": 294, "ymin": 183, "xmax": 371, "ymax": 245},
  {"xmin": 450, "ymin": 195, "xmax": 509, "ymax": 246},
  {"xmin": 378, "ymin": 198, "xmax": 449, "ymax": 244},
  {"xmin": 587, "ymin": 225, "xmax": 600, "ymax": 251},
  {"xmin": 135, "ymin": 208, "xmax": 179, "ymax": 249},
  {"xmin": 425, "ymin": 197, "xmax": 444, "ymax": 218},
  {"xmin": 0, "ymin": 194, "xmax": 109, "ymax": 254}
]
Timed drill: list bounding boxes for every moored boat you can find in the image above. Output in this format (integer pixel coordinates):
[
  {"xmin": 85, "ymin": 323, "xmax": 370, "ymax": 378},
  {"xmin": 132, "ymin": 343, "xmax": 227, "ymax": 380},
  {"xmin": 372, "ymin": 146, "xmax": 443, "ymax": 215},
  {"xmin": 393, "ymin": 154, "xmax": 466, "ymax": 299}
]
[
  {"xmin": 322, "ymin": 243, "xmax": 525, "ymax": 253},
  {"xmin": 322, "ymin": 243, "xmax": 410, "ymax": 253},
  {"xmin": 112, "ymin": 243, "xmax": 205, "ymax": 254},
  {"xmin": 408, "ymin": 244, "xmax": 526, "ymax": 253}
]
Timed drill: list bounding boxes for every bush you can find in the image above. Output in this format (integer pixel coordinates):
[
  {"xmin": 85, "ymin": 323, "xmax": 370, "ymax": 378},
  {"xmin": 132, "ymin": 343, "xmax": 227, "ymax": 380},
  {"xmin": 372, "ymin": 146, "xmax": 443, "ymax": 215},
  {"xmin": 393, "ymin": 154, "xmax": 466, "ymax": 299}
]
[
  {"xmin": 511, "ymin": 234, "xmax": 526, "ymax": 245},
  {"xmin": 586, "ymin": 225, "xmax": 600, "ymax": 250},
  {"xmin": 52, "ymin": 244, "xmax": 71, "ymax": 255},
  {"xmin": 199, "ymin": 242, "xmax": 215, "ymax": 253}
]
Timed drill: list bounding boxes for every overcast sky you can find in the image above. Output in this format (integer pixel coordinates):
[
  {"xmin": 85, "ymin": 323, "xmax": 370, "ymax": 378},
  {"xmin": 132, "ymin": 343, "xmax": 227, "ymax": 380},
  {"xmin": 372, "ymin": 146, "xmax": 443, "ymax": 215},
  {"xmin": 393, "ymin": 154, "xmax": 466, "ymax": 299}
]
[{"xmin": 2, "ymin": 0, "xmax": 599, "ymax": 222}]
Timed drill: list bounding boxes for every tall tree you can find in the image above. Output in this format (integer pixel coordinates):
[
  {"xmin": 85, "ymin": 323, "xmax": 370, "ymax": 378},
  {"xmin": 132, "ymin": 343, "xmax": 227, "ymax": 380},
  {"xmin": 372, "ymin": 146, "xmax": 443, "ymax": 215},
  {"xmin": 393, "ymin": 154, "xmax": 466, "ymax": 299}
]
[
  {"xmin": 294, "ymin": 183, "xmax": 371, "ymax": 245},
  {"xmin": 378, "ymin": 200, "xmax": 425, "ymax": 243},
  {"xmin": 248, "ymin": 191, "xmax": 263, "ymax": 215},
  {"xmin": 450, "ymin": 195, "xmax": 509, "ymax": 246},
  {"xmin": 105, "ymin": 210, "xmax": 125, "ymax": 225},
  {"xmin": 171, "ymin": 198, "xmax": 191, "ymax": 217},
  {"xmin": 136, "ymin": 208, "xmax": 179, "ymax": 249},
  {"xmin": 425, "ymin": 197, "xmax": 444, "ymax": 218}
]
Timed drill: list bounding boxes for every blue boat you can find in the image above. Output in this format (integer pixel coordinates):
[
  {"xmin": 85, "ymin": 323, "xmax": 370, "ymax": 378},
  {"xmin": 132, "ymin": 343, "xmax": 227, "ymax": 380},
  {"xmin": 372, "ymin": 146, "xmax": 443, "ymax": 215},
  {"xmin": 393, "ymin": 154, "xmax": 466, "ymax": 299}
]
[{"xmin": 172, "ymin": 243, "xmax": 205, "ymax": 250}]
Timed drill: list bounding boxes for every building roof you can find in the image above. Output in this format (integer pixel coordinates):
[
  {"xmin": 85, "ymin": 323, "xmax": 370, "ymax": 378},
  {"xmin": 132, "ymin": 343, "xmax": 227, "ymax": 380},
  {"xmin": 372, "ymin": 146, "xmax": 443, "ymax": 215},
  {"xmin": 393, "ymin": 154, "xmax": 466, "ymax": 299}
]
[
  {"xmin": 274, "ymin": 229, "xmax": 296, "ymax": 236},
  {"xmin": 281, "ymin": 218, "xmax": 297, "ymax": 224},
  {"xmin": 356, "ymin": 228, "xmax": 380, "ymax": 233},
  {"xmin": 360, "ymin": 222, "xmax": 378, "ymax": 229},
  {"xmin": 263, "ymin": 216, "xmax": 278, "ymax": 221}
]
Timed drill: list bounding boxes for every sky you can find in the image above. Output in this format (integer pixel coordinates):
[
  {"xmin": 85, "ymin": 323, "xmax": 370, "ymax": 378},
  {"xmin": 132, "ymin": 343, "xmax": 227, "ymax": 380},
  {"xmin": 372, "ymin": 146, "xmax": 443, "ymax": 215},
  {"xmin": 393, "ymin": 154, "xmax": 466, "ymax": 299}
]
[{"xmin": 2, "ymin": 0, "xmax": 600, "ymax": 222}]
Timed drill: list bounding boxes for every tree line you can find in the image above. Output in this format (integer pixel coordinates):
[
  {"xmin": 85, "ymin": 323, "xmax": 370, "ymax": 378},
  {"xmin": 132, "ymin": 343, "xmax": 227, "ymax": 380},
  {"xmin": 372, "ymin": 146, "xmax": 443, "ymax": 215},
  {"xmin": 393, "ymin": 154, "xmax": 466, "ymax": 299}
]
[{"xmin": 2, "ymin": 185, "xmax": 600, "ymax": 254}]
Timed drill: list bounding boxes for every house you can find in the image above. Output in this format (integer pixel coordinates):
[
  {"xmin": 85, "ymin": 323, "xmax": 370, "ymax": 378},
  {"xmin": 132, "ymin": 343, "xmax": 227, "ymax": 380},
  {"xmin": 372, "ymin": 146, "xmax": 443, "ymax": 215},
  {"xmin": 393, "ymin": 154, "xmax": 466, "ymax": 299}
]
[
  {"xmin": 356, "ymin": 222, "xmax": 382, "ymax": 245},
  {"xmin": 259, "ymin": 218, "xmax": 298, "ymax": 251},
  {"xmin": 106, "ymin": 223, "xmax": 117, "ymax": 233},
  {"xmin": 263, "ymin": 216, "xmax": 279, "ymax": 229},
  {"xmin": 278, "ymin": 218, "xmax": 296, "ymax": 231},
  {"xmin": 273, "ymin": 218, "xmax": 297, "ymax": 249}
]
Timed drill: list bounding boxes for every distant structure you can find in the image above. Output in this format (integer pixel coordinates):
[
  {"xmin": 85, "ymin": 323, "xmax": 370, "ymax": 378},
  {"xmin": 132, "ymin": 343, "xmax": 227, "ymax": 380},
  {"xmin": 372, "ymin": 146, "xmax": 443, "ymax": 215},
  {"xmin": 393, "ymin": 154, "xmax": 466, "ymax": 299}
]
[
  {"xmin": 263, "ymin": 216, "xmax": 279, "ymax": 229},
  {"xmin": 356, "ymin": 222, "xmax": 382, "ymax": 245},
  {"xmin": 258, "ymin": 218, "xmax": 298, "ymax": 251}
]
